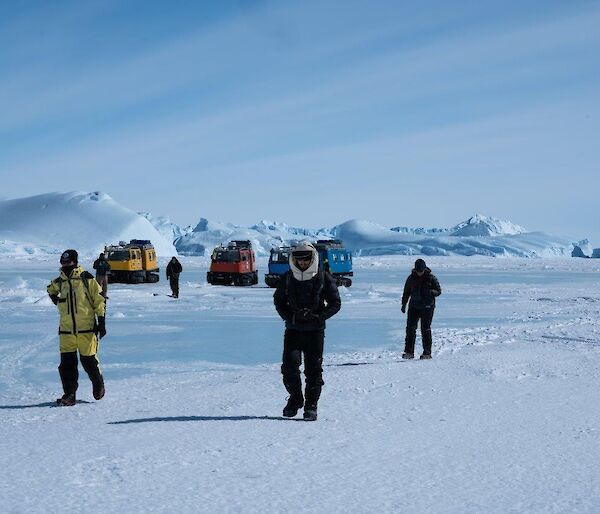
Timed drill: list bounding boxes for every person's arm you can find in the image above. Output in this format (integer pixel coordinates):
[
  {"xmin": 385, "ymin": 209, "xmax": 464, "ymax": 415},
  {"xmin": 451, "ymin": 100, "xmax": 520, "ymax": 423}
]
[
  {"xmin": 273, "ymin": 274, "xmax": 292, "ymax": 322},
  {"xmin": 88, "ymin": 275, "xmax": 106, "ymax": 338},
  {"xmin": 85, "ymin": 273, "xmax": 106, "ymax": 317},
  {"xmin": 430, "ymin": 275, "xmax": 441, "ymax": 297},
  {"xmin": 401, "ymin": 276, "xmax": 411, "ymax": 312},
  {"xmin": 47, "ymin": 279, "xmax": 60, "ymax": 305},
  {"xmin": 320, "ymin": 272, "xmax": 341, "ymax": 320}
]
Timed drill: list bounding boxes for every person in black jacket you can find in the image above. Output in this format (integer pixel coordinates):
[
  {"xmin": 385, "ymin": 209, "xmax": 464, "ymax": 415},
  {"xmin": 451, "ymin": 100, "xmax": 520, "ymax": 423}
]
[
  {"xmin": 401, "ymin": 258, "xmax": 442, "ymax": 360},
  {"xmin": 274, "ymin": 241, "xmax": 341, "ymax": 421},
  {"xmin": 92, "ymin": 252, "xmax": 111, "ymax": 299},
  {"xmin": 166, "ymin": 257, "xmax": 183, "ymax": 298}
]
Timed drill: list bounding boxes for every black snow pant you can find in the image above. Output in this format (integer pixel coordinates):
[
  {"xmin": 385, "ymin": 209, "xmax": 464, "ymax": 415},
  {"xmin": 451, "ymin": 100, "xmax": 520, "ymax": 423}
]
[
  {"xmin": 58, "ymin": 351, "xmax": 104, "ymax": 396},
  {"xmin": 169, "ymin": 276, "xmax": 179, "ymax": 298},
  {"xmin": 281, "ymin": 329, "xmax": 325, "ymax": 408},
  {"xmin": 405, "ymin": 306, "xmax": 435, "ymax": 356}
]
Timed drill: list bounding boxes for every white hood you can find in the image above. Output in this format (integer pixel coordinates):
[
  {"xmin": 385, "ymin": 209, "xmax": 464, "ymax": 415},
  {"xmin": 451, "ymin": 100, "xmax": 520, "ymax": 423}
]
[{"xmin": 289, "ymin": 241, "xmax": 319, "ymax": 281}]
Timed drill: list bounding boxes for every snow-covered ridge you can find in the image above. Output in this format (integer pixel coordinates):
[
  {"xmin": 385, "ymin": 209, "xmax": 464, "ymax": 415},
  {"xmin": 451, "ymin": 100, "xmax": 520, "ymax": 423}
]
[
  {"xmin": 174, "ymin": 214, "xmax": 581, "ymax": 258},
  {"xmin": 0, "ymin": 192, "xmax": 176, "ymax": 257},
  {"xmin": 0, "ymin": 192, "xmax": 588, "ymax": 259},
  {"xmin": 175, "ymin": 218, "xmax": 332, "ymax": 256},
  {"xmin": 390, "ymin": 214, "xmax": 527, "ymax": 237}
]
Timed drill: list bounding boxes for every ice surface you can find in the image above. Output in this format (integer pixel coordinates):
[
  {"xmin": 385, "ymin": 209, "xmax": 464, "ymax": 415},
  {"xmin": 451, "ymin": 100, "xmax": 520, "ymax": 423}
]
[{"xmin": 1, "ymin": 255, "xmax": 600, "ymax": 512}]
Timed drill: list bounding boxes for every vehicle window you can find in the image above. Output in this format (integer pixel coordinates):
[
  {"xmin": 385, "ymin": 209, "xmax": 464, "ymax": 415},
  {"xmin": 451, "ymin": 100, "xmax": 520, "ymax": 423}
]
[
  {"xmin": 214, "ymin": 250, "xmax": 241, "ymax": 262},
  {"xmin": 107, "ymin": 250, "xmax": 129, "ymax": 261},
  {"xmin": 271, "ymin": 251, "xmax": 290, "ymax": 263}
]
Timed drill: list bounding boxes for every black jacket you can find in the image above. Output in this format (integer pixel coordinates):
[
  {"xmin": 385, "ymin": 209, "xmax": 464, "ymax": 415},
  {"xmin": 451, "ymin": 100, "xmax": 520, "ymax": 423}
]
[
  {"xmin": 166, "ymin": 259, "xmax": 183, "ymax": 279},
  {"xmin": 274, "ymin": 270, "xmax": 341, "ymax": 332},
  {"xmin": 402, "ymin": 268, "xmax": 441, "ymax": 310},
  {"xmin": 93, "ymin": 259, "xmax": 111, "ymax": 275}
]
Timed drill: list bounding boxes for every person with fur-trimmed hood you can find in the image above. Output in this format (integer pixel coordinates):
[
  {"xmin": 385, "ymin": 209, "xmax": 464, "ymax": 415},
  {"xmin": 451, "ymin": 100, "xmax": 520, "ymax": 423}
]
[
  {"xmin": 274, "ymin": 241, "xmax": 341, "ymax": 421},
  {"xmin": 47, "ymin": 249, "xmax": 107, "ymax": 406},
  {"xmin": 401, "ymin": 258, "xmax": 442, "ymax": 360}
]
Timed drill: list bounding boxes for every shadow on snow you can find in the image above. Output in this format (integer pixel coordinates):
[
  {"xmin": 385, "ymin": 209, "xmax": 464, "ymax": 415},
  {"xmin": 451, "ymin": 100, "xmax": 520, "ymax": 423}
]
[
  {"xmin": 0, "ymin": 400, "xmax": 93, "ymax": 409},
  {"xmin": 109, "ymin": 415, "xmax": 306, "ymax": 425}
]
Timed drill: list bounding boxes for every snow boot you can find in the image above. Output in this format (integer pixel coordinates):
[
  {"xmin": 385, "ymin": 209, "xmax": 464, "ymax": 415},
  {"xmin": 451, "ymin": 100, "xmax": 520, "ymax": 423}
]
[
  {"xmin": 283, "ymin": 396, "xmax": 304, "ymax": 418},
  {"xmin": 303, "ymin": 404, "xmax": 318, "ymax": 421},
  {"xmin": 402, "ymin": 352, "xmax": 414, "ymax": 359},
  {"xmin": 56, "ymin": 393, "xmax": 76, "ymax": 406},
  {"xmin": 93, "ymin": 378, "xmax": 105, "ymax": 400},
  {"xmin": 420, "ymin": 353, "xmax": 432, "ymax": 360}
]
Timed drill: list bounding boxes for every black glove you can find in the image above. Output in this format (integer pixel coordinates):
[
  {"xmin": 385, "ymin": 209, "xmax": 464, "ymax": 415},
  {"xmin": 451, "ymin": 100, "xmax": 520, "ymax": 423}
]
[
  {"xmin": 401, "ymin": 305, "xmax": 406, "ymax": 314},
  {"xmin": 296, "ymin": 308, "xmax": 318, "ymax": 322},
  {"xmin": 50, "ymin": 294, "xmax": 59, "ymax": 305},
  {"xmin": 97, "ymin": 316, "xmax": 106, "ymax": 339}
]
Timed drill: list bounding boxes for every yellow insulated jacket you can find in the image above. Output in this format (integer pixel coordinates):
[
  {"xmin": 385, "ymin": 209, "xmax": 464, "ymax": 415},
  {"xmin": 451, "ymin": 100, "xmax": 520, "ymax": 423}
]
[{"xmin": 47, "ymin": 266, "xmax": 106, "ymax": 336}]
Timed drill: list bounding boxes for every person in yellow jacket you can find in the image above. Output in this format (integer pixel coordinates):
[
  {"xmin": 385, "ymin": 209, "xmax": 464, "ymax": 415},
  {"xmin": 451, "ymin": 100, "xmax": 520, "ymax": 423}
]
[{"xmin": 47, "ymin": 249, "xmax": 107, "ymax": 406}]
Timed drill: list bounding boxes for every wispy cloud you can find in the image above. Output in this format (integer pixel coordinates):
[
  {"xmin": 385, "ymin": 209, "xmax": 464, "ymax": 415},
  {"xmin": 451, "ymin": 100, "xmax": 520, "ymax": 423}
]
[{"xmin": 0, "ymin": 0, "xmax": 598, "ymax": 239}]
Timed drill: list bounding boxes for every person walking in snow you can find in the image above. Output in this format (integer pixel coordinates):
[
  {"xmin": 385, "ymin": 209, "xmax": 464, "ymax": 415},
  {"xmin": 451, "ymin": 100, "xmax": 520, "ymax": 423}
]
[
  {"xmin": 47, "ymin": 249, "xmax": 107, "ymax": 406},
  {"xmin": 401, "ymin": 258, "xmax": 442, "ymax": 360},
  {"xmin": 166, "ymin": 256, "xmax": 183, "ymax": 298},
  {"xmin": 274, "ymin": 241, "xmax": 341, "ymax": 421},
  {"xmin": 93, "ymin": 252, "xmax": 111, "ymax": 299}
]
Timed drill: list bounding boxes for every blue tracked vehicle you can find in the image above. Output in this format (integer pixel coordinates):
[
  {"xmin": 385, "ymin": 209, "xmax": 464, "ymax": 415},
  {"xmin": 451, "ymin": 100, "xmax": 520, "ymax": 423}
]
[
  {"xmin": 314, "ymin": 239, "xmax": 353, "ymax": 287},
  {"xmin": 264, "ymin": 240, "xmax": 353, "ymax": 287},
  {"xmin": 265, "ymin": 246, "xmax": 293, "ymax": 288}
]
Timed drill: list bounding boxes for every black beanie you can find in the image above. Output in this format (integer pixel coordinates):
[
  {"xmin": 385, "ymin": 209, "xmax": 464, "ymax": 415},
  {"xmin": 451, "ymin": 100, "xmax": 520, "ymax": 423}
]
[
  {"xmin": 414, "ymin": 258, "xmax": 426, "ymax": 272},
  {"xmin": 60, "ymin": 249, "xmax": 78, "ymax": 265}
]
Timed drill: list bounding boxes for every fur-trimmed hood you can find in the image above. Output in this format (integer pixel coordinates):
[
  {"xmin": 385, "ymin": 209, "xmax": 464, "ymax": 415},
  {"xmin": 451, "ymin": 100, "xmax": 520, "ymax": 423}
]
[{"xmin": 289, "ymin": 241, "xmax": 319, "ymax": 281}]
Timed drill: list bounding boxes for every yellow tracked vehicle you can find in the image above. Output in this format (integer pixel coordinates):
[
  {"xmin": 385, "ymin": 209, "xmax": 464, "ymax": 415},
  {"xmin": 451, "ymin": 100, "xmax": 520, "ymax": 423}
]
[{"xmin": 105, "ymin": 239, "xmax": 160, "ymax": 283}]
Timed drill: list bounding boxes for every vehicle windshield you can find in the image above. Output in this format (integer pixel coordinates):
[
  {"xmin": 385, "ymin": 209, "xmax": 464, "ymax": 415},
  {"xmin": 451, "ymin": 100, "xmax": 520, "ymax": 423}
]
[
  {"xmin": 270, "ymin": 251, "xmax": 290, "ymax": 264},
  {"xmin": 107, "ymin": 250, "xmax": 130, "ymax": 261},
  {"xmin": 213, "ymin": 250, "xmax": 240, "ymax": 262}
]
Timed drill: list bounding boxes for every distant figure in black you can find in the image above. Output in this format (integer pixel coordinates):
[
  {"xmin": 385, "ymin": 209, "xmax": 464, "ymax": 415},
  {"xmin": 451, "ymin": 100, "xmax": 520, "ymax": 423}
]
[
  {"xmin": 401, "ymin": 258, "xmax": 442, "ymax": 360},
  {"xmin": 166, "ymin": 257, "xmax": 183, "ymax": 298},
  {"xmin": 93, "ymin": 252, "xmax": 111, "ymax": 299},
  {"xmin": 274, "ymin": 241, "xmax": 341, "ymax": 421}
]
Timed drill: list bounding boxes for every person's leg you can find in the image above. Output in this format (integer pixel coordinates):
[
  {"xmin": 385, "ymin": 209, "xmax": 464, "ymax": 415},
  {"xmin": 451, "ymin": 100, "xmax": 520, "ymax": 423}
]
[
  {"xmin": 101, "ymin": 275, "xmax": 108, "ymax": 298},
  {"xmin": 420, "ymin": 307, "xmax": 434, "ymax": 356},
  {"xmin": 174, "ymin": 278, "xmax": 179, "ymax": 298},
  {"xmin": 169, "ymin": 277, "xmax": 177, "ymax": 297},
  {"xmin": 58, "ymin": 351, "xmax": 79, "ymax": 397},
  {"xmin": 79, "ymin": 334, "xmax": 105, "ymax": 400},
  {"xmin": 404, "ymin": 306, "xmax": 419, "ymax": 355},
  {"xmin": 303, "ymin": 330, "xmax": 324, "ymax": 410},
  {"xmin": 57, "ymin": 334, "xmax": 79, "ymax": 404},
  {"xmin": 281, "ymin": 329, "xmax": 304, "ymax": 415},
  {"xmin": 80, "ymin": 355, "xmax": 105, "ymax": 400}
]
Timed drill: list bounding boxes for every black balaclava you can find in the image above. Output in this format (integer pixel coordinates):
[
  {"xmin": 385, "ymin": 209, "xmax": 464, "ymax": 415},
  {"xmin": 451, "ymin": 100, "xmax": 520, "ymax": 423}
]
[{"xmin": 60, "ymin": 249, "xmax": 78, "ymax": 276}]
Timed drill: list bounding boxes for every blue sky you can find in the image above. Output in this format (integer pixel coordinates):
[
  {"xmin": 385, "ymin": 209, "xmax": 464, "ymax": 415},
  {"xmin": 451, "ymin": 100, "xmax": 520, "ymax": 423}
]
[{"xmin": 1, "ymin": 0, "xmax": 598, "ymax": 242}]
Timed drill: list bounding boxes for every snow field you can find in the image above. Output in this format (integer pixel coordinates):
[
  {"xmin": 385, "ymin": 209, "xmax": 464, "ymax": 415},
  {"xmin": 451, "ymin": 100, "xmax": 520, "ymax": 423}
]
[{"xmin": 1, "ymin": 256, "xmax": 600, "ymax": 513}]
